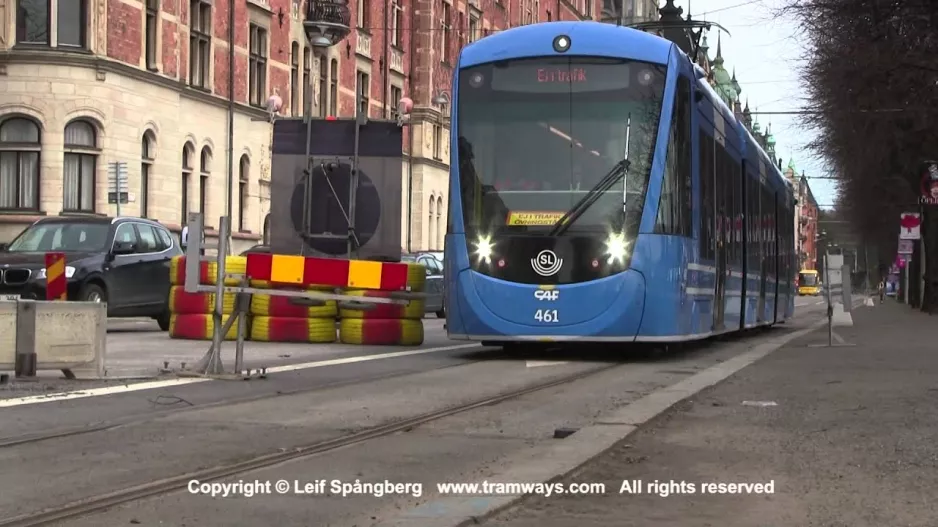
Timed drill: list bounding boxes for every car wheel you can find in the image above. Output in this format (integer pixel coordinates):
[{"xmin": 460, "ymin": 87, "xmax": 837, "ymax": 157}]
[
  {"xmin": 156, "ymin": 310, "xmax": 171, "ymax": 331},
  {"xmin": 79, "ymin": 283, "xmax": 107, "ymax": 304}
]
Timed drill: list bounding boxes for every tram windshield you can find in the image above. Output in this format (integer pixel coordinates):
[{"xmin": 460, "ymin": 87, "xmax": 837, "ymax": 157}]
[{"xmin": 456, "ymin": 57, "xmax": 666, "ymax": 237}]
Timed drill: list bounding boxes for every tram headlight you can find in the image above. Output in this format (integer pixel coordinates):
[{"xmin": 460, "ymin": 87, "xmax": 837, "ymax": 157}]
[
  {"xmin": 473, "ymin": 235, "xmax": 494, "ymax": 264},
  {"xmin": 604, "ymin": 232, "xmax": 629, "ymax": 265}
]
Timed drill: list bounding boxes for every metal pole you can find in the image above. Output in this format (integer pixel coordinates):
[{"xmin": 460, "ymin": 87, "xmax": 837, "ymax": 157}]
[
  {"xmin": 824, "ymin": 252, "xmax": 832, "ymax": 346},
  {"xmin": 210, "ymin": 216, "xmax": 230, "ymax": 374},
  {"xmin": 234, "ymin": 291, "xmax": 248, "ymax": 375},
  {"xmin": 224, "ymin": 0, "xmax": 235, "ymax": 256},
  {"xmin": 349, "ymin": 97, "xmax": 361, "ymax": 258},
  {"xmin": 301, "ymin": 54, "xmax": 317, "ymax": 256}
]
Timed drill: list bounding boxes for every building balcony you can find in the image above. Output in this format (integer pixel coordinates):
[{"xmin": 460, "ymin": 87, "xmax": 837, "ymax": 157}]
[{"xmin": 304, "ymin": 0, "xmax": 351, "ymax": 47}]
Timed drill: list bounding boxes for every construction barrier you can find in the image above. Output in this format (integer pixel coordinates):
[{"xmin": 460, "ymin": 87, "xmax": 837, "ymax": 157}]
[
  {"xmin": 168, "ymin": 286, "xmax": 237, "ymax": 315},
  {"xmin": 169, "ymin": 313, "xmax": 241, "ymax": 340},
  {"xmin": 338, "ymin": 318, "xmax": 424, "ymax": 346},
  {"xmin": 250, "ymin": 316, "xmax": 337, "ymax": 343},
  {"xmin": 45, "ymin": 252, "xmax": 67, "ymax": 300},
  {"xmin": 170, "ymin": 255, "xmax": 247, "ymax": 286},
  {"xmin": 0, "ymin": 300, "xmax": 106, "ymax": 378},
  {"xmin": 339, "ymin": 289, "xmax": 424, "ymax": 319}
]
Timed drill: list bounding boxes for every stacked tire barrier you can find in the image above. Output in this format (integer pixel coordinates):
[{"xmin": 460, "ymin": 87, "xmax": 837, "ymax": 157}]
[
  {"xmin": 249, "ymin": 286, "xmax": 338, "ymax": 343},
  {"xmin": 338, "ymin": 262, "xmax": 428, "ymax": 346},
  {"xmin": 167, "ymin": 255, "xmax": 246, "ymax": 340}
]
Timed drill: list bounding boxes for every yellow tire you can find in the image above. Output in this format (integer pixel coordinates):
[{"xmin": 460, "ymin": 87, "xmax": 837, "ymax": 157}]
[
  {"xmin": 167, "ymin": 286, "xmax": 237, "ymax": 315},
  {"xmin": 168, "ymin": 313, "xmax": 244, "ymax": 340},
  {"xmin": 170, "ymin": 256, "xmax": 247, "ymax": 286},
  {"xmin": 405, "ymin": 263, "xmax": 427, "ymax": 292},
  {"xmin": 250, "ymin": 316, "xmax": 337, "ymax": 343},
  {"xmin": 250, "ymin": 293, "xmax": 337, "ymax": 317},
  {"xmin": 338, "ymin": 289, "xmax": 424, "ymax": 320},
  {"xmin": 338, "ymin": 318, "xmax": 424, "ymax": 346}
]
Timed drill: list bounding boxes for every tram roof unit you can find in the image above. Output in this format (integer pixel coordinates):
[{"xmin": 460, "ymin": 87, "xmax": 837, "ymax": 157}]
[{"xmin": 457, "ymin": 21, "xmax": 674, "ymax": 68}]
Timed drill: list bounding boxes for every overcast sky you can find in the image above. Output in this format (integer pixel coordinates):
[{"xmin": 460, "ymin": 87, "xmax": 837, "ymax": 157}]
[{"xmin": 689, "ymin": 0, "xmax": 836, "ymax": 208}]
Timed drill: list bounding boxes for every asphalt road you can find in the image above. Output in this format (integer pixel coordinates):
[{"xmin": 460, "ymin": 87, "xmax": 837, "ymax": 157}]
[{"xmin": 0, "ymin": 301, "xmax": 832, "ymax": 526}]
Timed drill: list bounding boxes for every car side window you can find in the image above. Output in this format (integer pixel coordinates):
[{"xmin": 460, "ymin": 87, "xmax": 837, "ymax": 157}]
[
  {"xmin": 155, "ymin": 227, "xmax": 174, "ymax": 251},
  {"xmin": 112, "ymin": 223, "xmax": 138, "ymax": 250},
  {"xmin": 135, "ymin": 224, "xmax": 159, "ymax": 253}
]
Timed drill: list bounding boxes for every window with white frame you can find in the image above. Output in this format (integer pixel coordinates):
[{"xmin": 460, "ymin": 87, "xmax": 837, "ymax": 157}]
[
  {"xmin": 356, "ymin": 70, "xmax": 370, "ymax": 117},
  {"xmin": 390, "ymin": 85, "xmax": 403, "ymax": 120},
  {"xmin": 317, "ymin": 54, "xmax": 327, "ymax": 117},
  {"xmin": 189, "ymin": 0, "xmax": 211, "ymax": 88},
  {"xmin": 440, "ymin": 2, "xmax": 451, "ymax": 63},
  {"xmin": 63, "ymin": 120, "xmax": 97, "ymax": 212},
  {"xmin": 0, "ymin": 117, "xmax": 41, "ymax": 211},
  {"xmin": 145, "ymin": 0, "xmax": 159, "ymax": 69},
  {"xmin": 436, "ymin": 196, "xmax": 443, "ymax": 249},
  {"xmin": 357, "ymin": 0, "xmax": 370, "ymax": 29},
  {"xmin": 15, "ymin": 0, "xmax": 89, "ymax": 48},
  {"xmin": 181, "ymin": 143, "xmax": 193, "ymax": 223},
  {"xmin": 391, "ymin": 0, "xmax": 403, "ymax": 47},
  {"xmin": 249, "ymin": 24, "xmax": 269, "ymax": 107},
  {"xmin": 238, "ymin": 155, "xmax": 249, "ymax": 232},
  {"xmin": 329, "ymin": 60, "xmax": 338, "ymax": 116},
  {"xmin": 433, "ymin": 123, "xmax": 442, "ymax": 160},
  {"xmin": 199, "ymin": 147, "xmax": 211, "ymax": 222},
  {"xmin": 141, "ymin": 132, "xmax": 155, "ymax": 218},
  {"xmin": 468, "ymin": 12, "xmax": 480, "ymax": 42},
  {"xmin": 428, "ymin": 197, "xmax": 436, "ymax": 250},
  {"xmin": 291, "ymin": 42, "xmax": 300, "ymax": 116}
]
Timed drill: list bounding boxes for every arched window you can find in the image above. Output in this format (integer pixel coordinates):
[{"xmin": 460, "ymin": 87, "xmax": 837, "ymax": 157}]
[
  {"xmin": 0, "ymin": 117, "xmax": 41, "ymax": 211},
  {"xmin": 63, "ymin": 119, "xmax": 98, "ymax": 212},
  {"xmin": 436, "ymin": 195, "xmax": 444, "ymax": 250},
  {"xmin": 141, "ymin": 132, "xmax": 155, "ymax": 217},
  {"xmin": 238, "ymin": 155, "xmax": 250, "ymax": 232},
  {"xmin": 181, "ymin": 143, "xmax": 194, "ymax": 224},
  {"xmin": 428, "ymin": 196, "xmax": 435, "ymax": 251},
  {"xmin": 199, "ymin": 146, "xmax": 211, "ymax": 224},
  {"xmin": 262, "ymin": 213, "xmax": 271, "ymax": 244}
]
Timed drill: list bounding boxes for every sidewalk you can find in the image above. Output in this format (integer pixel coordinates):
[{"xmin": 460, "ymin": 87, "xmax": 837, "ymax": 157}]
[{"xmin": 486, "ymin": 299, "xmax": 938, "ymax": 527}]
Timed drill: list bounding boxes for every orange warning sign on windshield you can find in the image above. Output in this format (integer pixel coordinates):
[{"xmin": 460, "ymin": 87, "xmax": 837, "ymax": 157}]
[{"xmin": 506, "ymin": 211, "xmax": 565, "ymax": 226}]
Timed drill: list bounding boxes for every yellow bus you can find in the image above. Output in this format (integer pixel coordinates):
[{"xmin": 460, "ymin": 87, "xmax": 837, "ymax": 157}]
[{"xmin": 797, "ymin": 269, "xmax": 821, "ymax": 296}]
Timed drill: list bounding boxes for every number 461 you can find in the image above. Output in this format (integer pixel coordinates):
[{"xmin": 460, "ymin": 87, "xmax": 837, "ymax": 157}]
[{"xmin": 534, "ymin": 309, "xmax": 559, "ymax": 323}]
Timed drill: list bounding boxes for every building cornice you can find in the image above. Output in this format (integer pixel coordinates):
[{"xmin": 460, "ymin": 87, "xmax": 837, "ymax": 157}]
[{"xmin": 0, "ymin": 49, "xmax": 271, "ymax": 121}]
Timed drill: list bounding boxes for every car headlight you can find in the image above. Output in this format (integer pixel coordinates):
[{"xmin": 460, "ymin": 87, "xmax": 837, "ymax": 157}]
[
  {"xmin": 36, "ymin": 266, "xmax": 76, "ymax": 280},
  {"xmin": 604, "ymin": 233, "xmax": 629, "ymax": 265},
  {"xmin": 473, "ymin": 235, "xmax": 494, "ymax": 264}
]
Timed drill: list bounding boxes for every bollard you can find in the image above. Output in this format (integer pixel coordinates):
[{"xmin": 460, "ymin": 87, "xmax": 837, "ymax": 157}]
[
  {"xmin": 14, "ymin": 300, "xmax": 37, "ymax": 378},
  {"xmin": 44, "ymin": 252, "xmax": 67, "ymax": 301}
]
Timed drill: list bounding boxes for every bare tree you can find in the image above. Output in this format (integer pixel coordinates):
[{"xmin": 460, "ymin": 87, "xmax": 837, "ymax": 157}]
[{"xmin": 780, "ymin": 0, "xmax": 938, "ymax": 312}]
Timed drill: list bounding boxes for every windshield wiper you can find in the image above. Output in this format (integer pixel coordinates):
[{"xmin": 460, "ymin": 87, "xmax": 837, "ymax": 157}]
[
  {"xmin": 547, "ymin": 160, "xmax": 630, "ymax": 237},
  {"xmin": 548, "ymin": 113, "xmax": 632, "ymax": 238}
]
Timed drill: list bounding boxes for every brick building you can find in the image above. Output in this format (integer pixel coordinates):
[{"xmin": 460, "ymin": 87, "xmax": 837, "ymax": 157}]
[{"xmin": 0, "ymin": 0, "xmax": 600, "ymax": 252}]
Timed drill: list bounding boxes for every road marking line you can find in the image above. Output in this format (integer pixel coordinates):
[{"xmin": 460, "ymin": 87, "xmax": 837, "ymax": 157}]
[{"xmin": 0, "ymin": 344, "xmax": 481, "ymax": 408}]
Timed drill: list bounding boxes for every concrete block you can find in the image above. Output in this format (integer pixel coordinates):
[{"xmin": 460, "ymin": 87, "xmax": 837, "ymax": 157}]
[
  {"xmin": 831, "ymin": 302, "xmax": 853, "ymax": 327},
  {"xmin": 0, "ymin": 300, "xmax": 107, "ymax": 379}
]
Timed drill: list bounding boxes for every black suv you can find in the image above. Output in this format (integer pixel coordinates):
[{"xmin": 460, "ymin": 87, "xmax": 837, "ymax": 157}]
[{"xmin": 0, "ymin": 215, "xmax": 182, "ymax": 330}]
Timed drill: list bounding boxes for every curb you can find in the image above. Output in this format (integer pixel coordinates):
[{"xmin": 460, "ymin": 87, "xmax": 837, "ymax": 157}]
[{"xmin": 373, "ymin": 317, "xmax": 829, "ymax": 527}]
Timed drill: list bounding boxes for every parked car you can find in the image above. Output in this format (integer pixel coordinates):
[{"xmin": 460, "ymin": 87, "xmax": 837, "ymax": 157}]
[
  {"xmin": 402, "ymin": 253, "xmax": 445, "ymax": 318},
  {"xmin": 0, "ymin": 215, "xmax": 182, "ymax": 330}
]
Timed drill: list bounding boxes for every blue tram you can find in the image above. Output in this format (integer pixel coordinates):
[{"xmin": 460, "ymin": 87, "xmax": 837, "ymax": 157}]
[{"xmin": 443, "ymin": 21, "xmax": 795, "ymax": 345}]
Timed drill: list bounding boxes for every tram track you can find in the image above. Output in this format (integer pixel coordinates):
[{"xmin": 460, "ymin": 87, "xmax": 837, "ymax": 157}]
[
  {"xmin": 0, "ymin": 363, "xmax": 620, "ymax": 527},
  {"xmin": 0, "ymin": 355, "xmax": 494, "ymax": 450}
]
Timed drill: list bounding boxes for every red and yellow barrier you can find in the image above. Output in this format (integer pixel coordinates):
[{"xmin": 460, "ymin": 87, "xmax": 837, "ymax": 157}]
[
  {"xmin": 338, "ymin": 289, "xmax": 424, "ymax": 320},
  {"xmin": 170, "ymin": 256, "xmax": 247, "ymax": 287},
  {"xmin": 250, "ymin": 316, "xmax": 337, "ymax": 343},
  {"xmin": 245, "ymin": 253, "xmax": 412, "ymax": 291},
  {"xmin": 338, "ymin": 318, "xmax": 424, "ymax": 346},
  {"xmin": 44, "ymin": 252, "xmax": 66, "ymax": 300},
  {"xmin": 250, "ymin": 292, "xmax": 337, "ymax": 318},
  {"xmin": 168, "ymin": 286, "xmax": 237, "ymax": 315},
  {"xmin": 168, "ymin": 313, "xmax": 240, "ymax": 340}
]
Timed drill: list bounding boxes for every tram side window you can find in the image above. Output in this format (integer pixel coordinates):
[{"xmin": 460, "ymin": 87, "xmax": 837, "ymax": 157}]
[
  {"xmin": 698, "ymin": 130, "xmax": 714, "ymax": 260},
  {"xmin": 712, "ymin": 137, "xmax": 731, "ymax": 262},
  {"xmin": 655, "ymin": 76, "xmax": 692, "ymax": 236},
  {"xmin": 733, "ymin": 160, "xmax": 743, "ymax": 268}
]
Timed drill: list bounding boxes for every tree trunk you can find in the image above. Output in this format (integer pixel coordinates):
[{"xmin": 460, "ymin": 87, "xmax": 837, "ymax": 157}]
[{"xmin": 922, "ymin": 204, "xmax": 938, "ymax": 314}]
